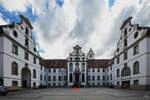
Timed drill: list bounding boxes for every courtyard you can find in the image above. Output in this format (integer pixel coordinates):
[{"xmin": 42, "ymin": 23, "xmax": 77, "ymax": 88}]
[{"xmin": 0, "ymin": 88, "xmax": 150, "ymax": 100}]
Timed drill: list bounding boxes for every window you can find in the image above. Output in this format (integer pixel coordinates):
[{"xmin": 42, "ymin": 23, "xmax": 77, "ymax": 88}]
[
  {"xmin": 49, "ymin": 68, "xmax": 51, "ymax": 73},
  {"xmin": 20, "ymin": 26, "xmax": 24, "ymax": 30},
  {"xmin": 128, "ymin": 27, "xmax": 132, "ymax": 32},
  {"xmin": 69, "ymin": 73, "xmax": 72, "ymax": 82},
  {"xmin": 70, "ymin": 57, "xmax": 72, "ymax": 61},
  {"xmin": 40, "ymin": 66, "xmax": 42, "ymax": 70},
  {"xmin": 40, "ymin": 74, "xmax": 42, "ymax": 80},
  {"xmin": 12, "ymin": 44, "xmax": 18, "ymax": 55},
  {"xmin": 13, "ymin": 30, "xmax": 18, "ymax": 37},
  {"xmin": 124, "ymin": 38, "xmax": 127, "ymax": 47},
  {"xmin": 92, "ymin": 68, "xmax": 95, "ymax": 72},
  {"xmin": 82, "ymin": 73, "xmax": 85, "ymax": 82},
  {"xmin": 48, "ymin": 76, "xmax": 51, "ymax": 81},
  {"xmin": 97, "ymin": 69, "xmax": 100, "ymax": 72},
  {"xmin": 116, "ymin": 69, "xmax": 120, "ymax": 78},
  {"xmin": 117, "ymin": 81, "xmax": 120, "ymax": 85},
  {"xmin": 33, "ymin": 48, "xmax": 36, "ymax": 52},
  {"xmin": 12, "ymin": 81, "xmax": 18, "ymax": 86},
  {"xmin": 103, "ymin": 76, "xmax": 105, "ymax": 81},
  {"xmin": 33, "ymin": 57, "xmax": 36, "ymax": 64},
  {"xmin": 124, "ymin": 52, "xmax": 128, "ymax": 60},
  {"xmin": 133, "ymin": 80, "xmax": 139, "ymax": 86},
  {"xmin": 33, "ymin": 82, "xmax": 36, "ymax": 87},
  {"xmin": 24, "ymin": 51, "xmax": 29, "ymax": 60},
  {"xmin": 44, "ymin": 67, "xmax": 46, "ymax": 72},
  {"xmin": 53, "ymin": 69, "xmax": 56, "ymax": 73},
  {"xmin": 25, "ymin": 38, "xmax": 29, "ymax": 47},
  {"xmin": 53, "ymin": 76, "xmax": 56, "ymax": 81},
  {"xmin": 59, "ymin": 83, "xmax": 61, "ymax": 86},
  {"xmin": 59, "ymin": 76, "xmax": 61, "ymax": 81},
  {"xmin": 121, "ymin": 64, "xmax": 131, "ymax": 77},
  {"xmin": 117, "ymin": 56, "xmax": 120, "ymax": 64},
  {"xmin": 117, "ymin": 48, "xmax": 119, "ymax": 52},
  {"xmin": 64, "ymin": 76, "xmax": 67, "ymax": 81},
  {"xmin": 97, "ymin": 76, "xmax": 100, "ymax": 81},
  {"xmin": 82, "ymin": 58, "xmax": 84, "ymax": 61},
  {"xmin": 88, "ymin": 76, "xmax": 90, "ymax": 81},
  {"xmin": 133, "ymin": 45, "xmax": 139, "ymax": 55},
  {"xmin": 103, "ymin": 69, "xmax": 105, "ymax": 72},
  {"xmin": 110, "ymin": 66, "xmax": 112, "ymax": 70},
  {"xmin": 107, "ymin": 75, "xmax": 109, "ymax": 80},
  {"xmin": 110, "ymin": 74, "xmax": 112, "ymax": 80},
  {"xmin": 11, "ymin": 62, "xmax": 18, "ymax": 75},
  {"xmin": 92, "ymin": 76, "xmax": 95, "ymax": 81},
  {"xmin": 25, "ymin": 27, "xmax": 29, "ymax": 35},
  {"xmin": 69, "ymin": 63, "xmax": 73, "ymax": 71},
  {"xmin": 82, "ymin": 63, "xmax": 85, "ymax": 72},
  {"xmin": 133, "ymin": 61, "xmax": 139, "ymax": 74},
  {"xmin": 44, "ymin": 75, "xmax": 46, "ymax": 81},
  {"xmin": 134, "ymin": 32, "xmax": 138, "ymax": 39},
  {"xmin": 124, "ymin": 29, "xmax": 127, "ymax": 36},
  {"xmin": 33, "ymin": 69, "xmax": 36, "ymax": 79}
]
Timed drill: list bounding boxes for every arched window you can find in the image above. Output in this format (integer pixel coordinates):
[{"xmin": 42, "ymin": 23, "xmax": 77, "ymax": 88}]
[
  {"xmin": 133, "ymin": 61, "xmax": 139, "ymax": 74},
  {"xmin": 121, "ymin": 65, "xmax": 130, "ymax": 77},
  {"xmin": 69, "ymin": 63, "xmax": 73, "ymax": 71},
  {"xmin": 33, "ymin": 69, "xmax": 36, "ymax": 78},
  {"xmin": 11, "ymin": 62, "xmax": 18, "ymax": 75}
]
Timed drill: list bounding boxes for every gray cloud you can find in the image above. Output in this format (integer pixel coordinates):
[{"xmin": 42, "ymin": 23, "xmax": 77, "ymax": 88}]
[{"xmin": 68, "ymin": 0, "xmax": 105, "ymax": 44}]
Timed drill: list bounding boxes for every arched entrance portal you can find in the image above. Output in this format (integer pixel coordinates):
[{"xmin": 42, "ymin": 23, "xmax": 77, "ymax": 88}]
[{"xmin": 21, "ymin": 67, "xmax": 31, "ymax": 88}]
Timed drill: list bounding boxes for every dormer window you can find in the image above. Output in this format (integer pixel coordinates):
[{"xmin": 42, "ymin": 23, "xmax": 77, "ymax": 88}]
[
  {"xmin": 20, "ymin": 26, "xmax": 24, "ymax": 30},
  {"xmin": 124, "ymin": 38, "xmax": 127, "ymax": 47},
  {"xmin": 25, "ymin": 27, "xmax": 29, "ymax": 35},
  {"xmin": 117, "ymin": 48, "xmax": 119, "ymax": 52},
  {"xmin": 128, "ymin": 27, "xmax": 132, "ymax": 32},
  {"xmin": 82, "ymin": 58, "xmax": 84, "ymax": 61},
  {"xmin": 124, "ymin": 29, "xmax": 127, "ymax": 36},
  {"xmin": 90, "ymin": 55, "xmax": 92, "ymax": 58},
  {"xmin": 34, "ymin": 48, "xmax": 36, "ymax": 52},
  {"xmin": 13, "ymin": 30, "xmax": 18, "ymax": 38},
  {"xmin": 25, "ymin": 38, "xmax": 29, "ymax": 47},
  {"xmin": 134, "ymin": 32, "xmax": 138, "ymax": 39}
]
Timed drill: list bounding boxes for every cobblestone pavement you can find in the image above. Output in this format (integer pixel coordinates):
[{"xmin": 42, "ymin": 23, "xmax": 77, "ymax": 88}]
[{"xmin": 0, "ymin": 88, "xmax": 150, "ymax": 100}]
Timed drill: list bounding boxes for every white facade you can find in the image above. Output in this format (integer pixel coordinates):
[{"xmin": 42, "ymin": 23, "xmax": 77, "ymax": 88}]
[
  {"xmin": 0, "ymin": 16, "xmax": 150, "ymax": 90},
  {"xmin": 113, "ymin": 17, "xmax": 150, "ymax": 89},
  {"xmin": 0, "ymin": 15, "xmax": 40, "ymax": 89}
]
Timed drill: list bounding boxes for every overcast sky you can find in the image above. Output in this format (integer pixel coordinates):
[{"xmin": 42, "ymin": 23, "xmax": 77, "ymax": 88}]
[{"xmin": 0, "ymin": 0, "xmax": 150, "ymax": 59}]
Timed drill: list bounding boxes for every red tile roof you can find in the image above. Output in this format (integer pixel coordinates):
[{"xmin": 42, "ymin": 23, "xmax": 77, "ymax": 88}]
[
  {"xmin": 40, "ymin": 59, "xmax": 112, "ymax": 68},
  {"xmin": 88, "ymin": 59, "xmax": 112, "ymax": 68},
  {"xmin": 40, "ymin": 59, "xmax": 67, "ymax": 68}
]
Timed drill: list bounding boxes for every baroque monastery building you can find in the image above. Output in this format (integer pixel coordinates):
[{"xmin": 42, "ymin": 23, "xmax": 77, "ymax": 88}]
[{"xmin": 0, "ymin": 16, "xmax": 150, "ymax": 90}]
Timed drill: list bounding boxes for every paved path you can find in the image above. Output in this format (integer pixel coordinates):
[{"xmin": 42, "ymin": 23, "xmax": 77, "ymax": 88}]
[{"xmin": 0, "ymin": 88, "xmax": 150, "ymax": 100}]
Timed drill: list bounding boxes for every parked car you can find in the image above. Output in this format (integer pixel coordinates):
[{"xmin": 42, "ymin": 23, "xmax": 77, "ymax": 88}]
[{"xmin": 0, "ymin": 85, "xmax": 8, "ymax": 96}]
